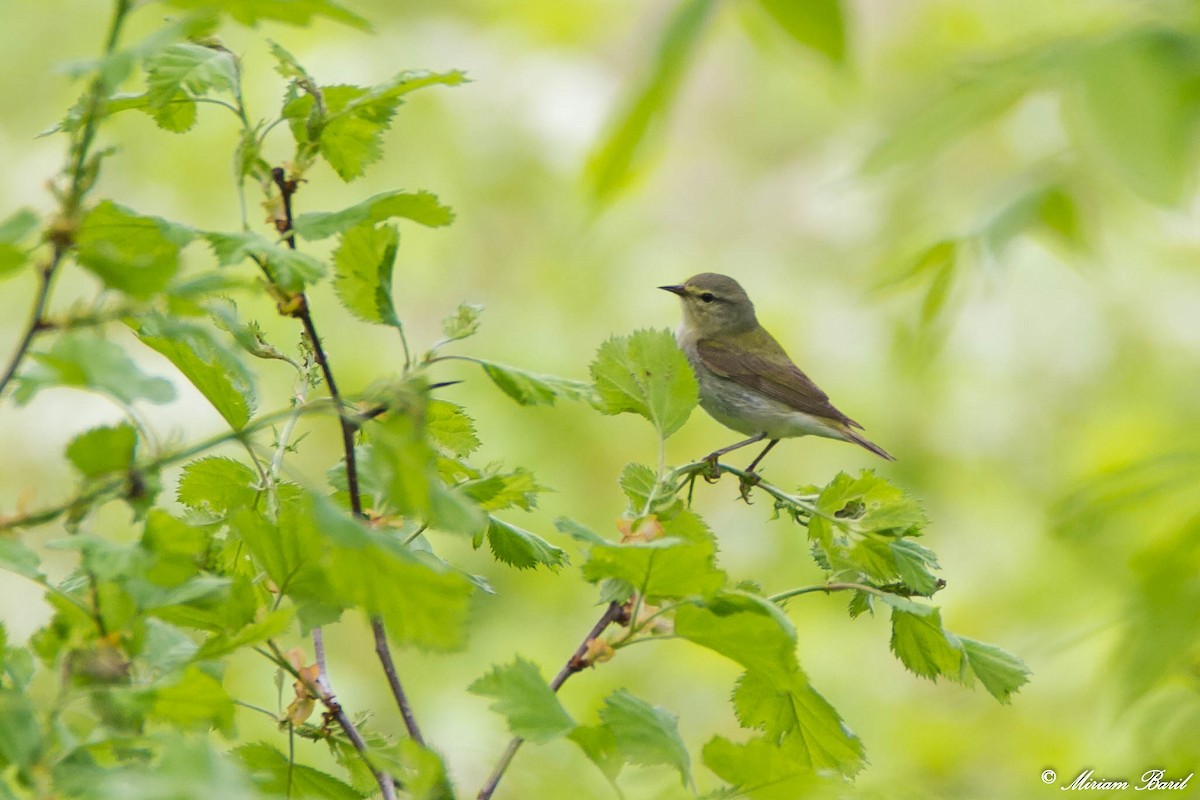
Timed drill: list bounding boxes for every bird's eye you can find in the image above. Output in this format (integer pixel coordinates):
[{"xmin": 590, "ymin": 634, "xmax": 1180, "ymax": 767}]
[{"xmin": 700, "ymin": 292, "xmax": 715, "ymax": 303}]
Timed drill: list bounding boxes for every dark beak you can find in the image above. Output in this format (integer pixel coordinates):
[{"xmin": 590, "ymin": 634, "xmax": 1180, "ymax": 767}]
[{"xmin": 658, "ymin": 284, "xmax": 686, "ymax": 296}]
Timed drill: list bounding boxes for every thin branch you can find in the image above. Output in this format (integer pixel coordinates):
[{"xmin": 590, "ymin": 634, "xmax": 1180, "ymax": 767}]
[
  {"xmin": 768, "ymin": 581, "xmax": 892, "ymax": 604},
  {"xmin": 262, "ymin": 642, "xmax": 397, "ymax": 800},
  {"xmin": 270, "ymin": 168, "xmax": 426, "ymax": 749},
  {"xmin": 477, "ymin": 602, "xmax": 629, "ymax": 800}
]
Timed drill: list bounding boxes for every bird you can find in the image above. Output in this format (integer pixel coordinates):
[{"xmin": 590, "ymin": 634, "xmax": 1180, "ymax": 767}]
[{"xmin": 660, "ymin": 272, "xmax": 893, "ymax": 475}]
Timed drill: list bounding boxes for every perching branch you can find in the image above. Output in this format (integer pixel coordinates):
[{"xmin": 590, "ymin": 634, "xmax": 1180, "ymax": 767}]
[{"xmin": 477, "ymin": 601, "xmax": 630, "ymax": 800}]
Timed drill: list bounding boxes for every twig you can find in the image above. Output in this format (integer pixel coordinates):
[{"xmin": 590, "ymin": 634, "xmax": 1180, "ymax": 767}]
[
  {"xmin": 0, "ymin": 0, "xmax": 132, "ymax": 399},
  {"xmin": 270, "ymin": 168, "xmax": 426, "ymax": 749},
  {"xmin": 477, "ymin": 602, "xmax": 629, "ymax": 800}
]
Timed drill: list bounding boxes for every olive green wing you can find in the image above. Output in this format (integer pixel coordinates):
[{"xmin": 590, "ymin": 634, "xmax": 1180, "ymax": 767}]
[{"xmin": 696, "ymin": 335, "xmax": 861, "ymax": 429}]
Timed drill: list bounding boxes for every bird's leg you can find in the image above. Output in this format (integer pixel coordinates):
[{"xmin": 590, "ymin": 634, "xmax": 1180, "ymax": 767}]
[
  {"xmin": 702, "ymin": 433, "xmax": 766, "ymax": 482},
  {"xmin": 738, "ymin": 439, "xmax": 779, "ymax": 503}
]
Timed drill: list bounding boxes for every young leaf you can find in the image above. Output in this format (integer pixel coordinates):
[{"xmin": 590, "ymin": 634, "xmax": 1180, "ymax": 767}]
[
  {"xmin": 598, "ymin": 689, "xmax": 690, "ymax": 786},
  {"xmin": 675, "ymin": 592, "xmax": 798, "ymax": 684},
  {"xmin": 13, "ymin": 334, "xmax": 175, "ymax": 406},
  {"xmin": 76, "ymin": 201, "xmax": 194, "ymax": 297},
  {"xmin": 143, "ymin": 43, "xmax": 238, "ymax": 132},
  {"xmin": 889, "ymin": 605, "xmax": 967, "ymax": 683},
  {"xmin": 66, "ymin": 423, "xmax": 137, "ymax": 478},
  {"xmin": 441, "ymin": 302, "xmax": 483, "ymax": 342},
  {"xmin": 0, "ymin": 208, "xmax": 38, "ymax": 278},
  {"xmin": 483, "ymin": 517, "xmax": 568, "ymax": 571},
  {"xmin": 477, "ymin": 360, "xmax": 595, "ymax": 406},
  {"xmin": 293, "ymin": 190, "xmax": 454, "ymax": 240},
  {"xmin": 134, "ymin": 315, "xmax": 256, "ymax": 429},
  {"xmin": 333, "ymin": 222, "xmax": 400, "ymax": 327},
  {"xmin": 235, "ymin": 742, "xmax": 364, "ymax": 800},
  {"xmin": 469, "ymin": 657, "xmax": 575, "ymax": 743},
  {"xmin": 426, "ymin": 399, "xmax": 480, "ymax": 457},
  {"xmin": 204, "ymin": 230, "xmax": 325, "ymax": 291},
  {"xmin": 162, "ymin": 0, "xmax": 370, "ymax": 30},
  {"xmin": 585, "ymin": 0, "xmax": 716, "ymax": 203},
  {"xmin": 959, "ymin": 637, "xmax": 1031, "ymax": 703},
  {"xmin": 590, "ymin": 329, "xmax": 698, "ymax": 438},
  {"xmin": 460, "ymin": 467, "xmax": 543, "ymax": 512},
  {"xmin": 177, "ymin": 457, "xmax": 260, "ymax": 515},
  {"xmin": 703, "ymin": 735, "xmax": 816, "ymax": 800},
  {"xmin": 755, "ymin": 0, "xmax": 846, "ymax": 63},
  {"xmin": 151, "ymin": 665, "xmax": 236, "ymax": 735}
]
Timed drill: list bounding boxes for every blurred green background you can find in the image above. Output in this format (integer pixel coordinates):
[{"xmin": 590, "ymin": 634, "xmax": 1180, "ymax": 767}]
[{"xmin": 2, "ymin": 0, "xmax": 1199, "ymax": 797}]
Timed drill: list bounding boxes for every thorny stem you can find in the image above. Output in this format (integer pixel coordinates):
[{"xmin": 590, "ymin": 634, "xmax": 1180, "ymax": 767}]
[
  {"xmin": 0, "ymin": 0, "xmax": 132, "ymax": 399},
  {"xmin": 477, "ymin": 602, "xmax": 629, "ymax": 800},
  {"xmin": 270, "ymin": 168, "xmax": 426, "ymax": 748}
]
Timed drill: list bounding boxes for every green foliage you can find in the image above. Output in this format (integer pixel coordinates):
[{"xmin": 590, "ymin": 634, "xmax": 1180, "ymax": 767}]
[
  {"xmin": 66, "ymin": 423, "xmax": 137, "ymax": 478},
  {"xmin": 754, "ymin": 0, "xmax": 846, "ymax": 63},
  {"xmin": 590, "ymin": 328, "xmax": 698, "ymax": 438},
  {"xmin": 597, "ymin": 690, "xmax": 691, "ymax": 786},
  {"xmin": 75, "ymin": 201, "xmax": 194, "ymax": 298},
  {"xmin": 332, "ymin": 223, "xmax": 401, "ymax": 327},
  {"xmin": 0, "ymin": 208, "xmax": 38, "ymax": 278},
  {"xmin": 476, "ymin": 359, "xmax": 596, "ymax": 406},
  {"xmin": 469, "ymin": 657, "xmax": 575, "ymax": 743},
  {"xmin": 14, "ymin": 334, "xmax": 175, "ymax": 406},
  {"xmin": 293, "ymin": 190, "xmax": 455, "ymax": 240}
]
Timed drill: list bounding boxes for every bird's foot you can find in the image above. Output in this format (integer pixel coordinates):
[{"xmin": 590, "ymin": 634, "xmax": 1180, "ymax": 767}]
[
  {"xmin": 737, "ymin": 470, "xmax": 762, "ymax": 503},
  {"xmin": 700, "ymin": 453, "xmax": 722, "ymax": 483}
]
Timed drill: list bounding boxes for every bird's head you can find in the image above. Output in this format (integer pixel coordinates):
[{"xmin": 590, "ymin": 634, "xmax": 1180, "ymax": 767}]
[{"xmin": 659, "ymin": 272, "xmax": 757, "ymax": 337}]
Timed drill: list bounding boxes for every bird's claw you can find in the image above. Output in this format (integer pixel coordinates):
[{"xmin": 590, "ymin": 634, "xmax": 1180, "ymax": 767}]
[
  {"xmin": 700, "ymin": 454, "xmax": 722, "ymax": 483},
  {"xmin": 737, "ymin": 471, "xmax": 762, "ymax": 503}
]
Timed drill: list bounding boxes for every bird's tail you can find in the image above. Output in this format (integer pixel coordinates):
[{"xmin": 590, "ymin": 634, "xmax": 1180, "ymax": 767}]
[{"xmin": 842, "ymin": 428, "xmax": 895, "ymax": 461}]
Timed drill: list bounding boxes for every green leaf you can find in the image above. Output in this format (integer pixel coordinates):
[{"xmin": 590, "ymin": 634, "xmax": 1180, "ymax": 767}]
[
  {"xmin": 0, "ymin": 208, "xmax": 38, "ymax": 278},
  {"xmin": 195, "ymin": 608, "xmax": 295, "ymax": 659},
  {"xmin": 134, "ymin": 315, "xmax": 256, "ymax": 429},
  {"xmin": 959, "ymin": 636, "xmax": 1031, "ymax": 703},
  {"xmin": 151, "ymin": 665, "xmax": 235, "ymax": 735},
  {"xmin": 675, "ymin": 592, "xmax": 798, "ymax": 684},
  {"xmin": 484, "ymin": 517, "xmax": 567, "ymax": 571},
  {"xmin": 579, "ymin": 510, "xmax": 725, "ymax": 601},
  {"xmin": 293, "ymin": 190, "xmax": 454, "ymax": 240},
  {"xmin": 0, "ymin": 690, "xmax": 42, "ymax": 769},
  {"xmin": 732, "ymin": 671, "xmax": 866, "ymax": 777},
  {"xmin": 585, "ymin": 0, "xmax": 716, "ymax": 203},
  {"xmin": 14, "ymin": 334, "xmax": 175, "ymax": 406},
  {"xmin": 477, "ymin": 360, "xmax": 595, "ymax": 406},
  {"xmin": 177, "ymin": 457, "xmax": 260, "ymax": 515},
  {"xmin": 426, "ymin": 400, "xmax": 480, "ymax": 457},
  {"xmin": 985, "ymin": 185, "xmax": 1086, "ymax": 255},
  {"xmin": 204, "ymin": 230, "xmax": 325, "ymax": 291},
  {"xmin": 1074, "ymin": 29, "xmax": 1200, "ymax": 206},
  {"xmin": 143, "ymin": 43, "xmax": 237, "ymax": 132},
  {"xmin": 76, "ymin": 201, "xmax": 194, "ymax": 297},
  {"xmin": 236, "ymin": 742, "xmax": 364, "ymax": 799},
  {"xmin": 66, "ymin": 423, "xmax": 137, "ymax": 478},
  {"xmin": 889, "ymin": 605, "xmax": 967, "ymax": 683},
  {"xmin": 460, "ymin": 467, "xmax": 543, "ymax": 512},
  {"xmin": 755, "ymin": 0, "xmax": 846, "ymax": 63},
  {"xmin": 618, "ymin": 462, "xmax": 680, "ymax": 516},
  {"xmin": 161, "ymin": 0, "xmax": 370, "ymax": 30},
  {"xmin": 703, "ymin": 735, "xmax": 816, "ymax": 799},
  {"xmin": 568, "ymin": 725, "xmax": 624, "ymax": 784},
  {"xmin": 590, "ymin": 329, "xmax": 698, "ymax": 438},
  {"xmin": 469, "ymin": 657, "xmax": 575, "ymax": 743},
  {"xmin": 0, "ymin": 538, "xmax": 44, "ymax": 582},
  {"xmin": 598, "ymin": 689, "xmax": 690, "ymax": 786},
  {"xmin": 440, "ymin": 302, "xmax": 483, "ymax": 342},
  {"xmin": 333, "ymin": 223, "xmax": 401, "ymax": 327}
]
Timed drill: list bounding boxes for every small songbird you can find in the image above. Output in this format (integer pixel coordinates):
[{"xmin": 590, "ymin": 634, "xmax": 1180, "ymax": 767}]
[{"xmin": 660, "ymin": 272, "xmax": 893, "ymax": 473}]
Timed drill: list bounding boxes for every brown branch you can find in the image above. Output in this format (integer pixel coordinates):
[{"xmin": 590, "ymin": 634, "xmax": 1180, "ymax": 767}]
[
  {"xmin": 270, "ymin": 167, "xmax": 427, "ymax": 748},
  {"xmin": 477, "ymin": 601, "xmax": 629, "ymax": 800}
]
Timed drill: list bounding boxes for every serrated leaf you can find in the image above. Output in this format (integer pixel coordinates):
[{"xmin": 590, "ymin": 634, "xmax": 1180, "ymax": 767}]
[
  {"xmin": 469, "ymin": 657, "xmax": 575, "ymax": 743},
  {"xmin": 333, "ymin": 223, "xmax": 400, "ymax": 327},
  {"xmin": 460, "ymin": 467, "xmax": 543, "ymax": 512},
  {"xmin": 619, "ymin": 462, "xmax": 658, "ymax": 510},
  {"xmin": 959, "ymin": 637, "xmax": 1031, "ymax": 703},
  {"xmin": 441, "ymin": 302, "xmax": 483, "ymax": 342},
  {"xmin": 177, "ymin": 457, "xmax": 260, "ymax": 515},
  {"xmin": 293, "ymin": 190, "xmax": 454, "ymax": 240},
  {"xmin": 204, "ymin": 230, "xmax": 324, "ymax": 291},
  {"xmin": 569, "ymin": 725, "xmax": 624, "ymax": 783},
  {"xmin": 196, "ymin": 608, "xmax": 295, "ymax": 659},
  {"xmin": 890, "ymin": 539, "xmax": 941, "ymax": 595},
  {"xmin": 755, "ymin": 0, "xmax": 846, "ymax": 63},
  {"xmin": 236, "ymin": 742, "xmax": 365, "ymax": 799},
  {"xmin": 889, "ymin": 606, "xmax": 967, "ymax": 683},
  {"xmin": 598, "ymin": 689, "xmax": 690, "ymax": 786},
  {"xmin": 732, "ymin": 671, "xmax": 866, "ymax": 777},
  {"xmin": 477, "ymin": 360, "xmax": 595, "ymax": 406},
  {"xmin": 76, "ymin": 201, "xmax": 194, "ymax": 297},
  {"xmin": 66, "ymin": 422, "xmax": 137, "ymax": 478},
  {"xmin": 426, "ymin": 399, "xmax": 480, "ymax": 456},
  {"xmin": 143, "ymin": 43, "xmax": 237, "ymax": 131},
  {"xmin": 579, "ymin": 510, "xmax": 724, "ymax": 601},
  {"xmin": 675, "ymin": 592, "xmax": 798, "ymax": 684},
  {"xmin": 152, "ymin": 665, "xmax": 235, "ymax": 735},
  {"xmin": 703, "ymin": 735, "xmax": 816, "ymax": 799},
  {"xmin": 586, "ymin": 0, "xmax": 715, "ymax": 203},
  {"xmin": 134, "ymin": 315, "xmax": 256, "ymax": 429},
  {"xmin": 162, "ymin": 0, "xmax": 370, "ymax": 30},
  {"xmin": 14, "ymin": 334, "xmax": 175, "ymax": 406},
  {"xmin": 590, "ymin": 329, "xmax": 698, "ymax": 438},
  {"xmin": 484, "ymin": 517, "xmax": 567, "ymax": 571}
]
